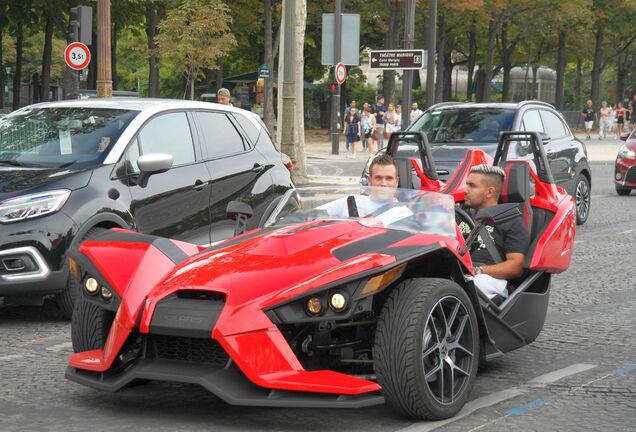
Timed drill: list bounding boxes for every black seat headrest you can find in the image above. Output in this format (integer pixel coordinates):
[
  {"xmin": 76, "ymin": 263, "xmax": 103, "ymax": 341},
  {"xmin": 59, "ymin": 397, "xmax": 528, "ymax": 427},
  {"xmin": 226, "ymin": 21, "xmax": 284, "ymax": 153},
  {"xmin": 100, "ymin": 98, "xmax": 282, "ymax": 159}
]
[
  {"xmin": 499, "ymin": 161, "xmax": 530, "ymax": 204},
  {"xmin": 394, "ymin": 157, "xmax": 421, "ymax": 189}
]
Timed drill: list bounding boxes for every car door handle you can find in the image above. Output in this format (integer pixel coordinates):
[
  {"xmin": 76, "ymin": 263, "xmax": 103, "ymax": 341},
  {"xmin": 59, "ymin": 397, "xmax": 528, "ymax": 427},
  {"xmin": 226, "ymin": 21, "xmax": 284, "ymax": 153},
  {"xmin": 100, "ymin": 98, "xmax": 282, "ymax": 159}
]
[
  {"xmin": 192, "ymin": 179, "xmax": 208, "ymax": 191},
  {"xmin": 545, "ymin": 149, "xmax": 555, "ymax": 156},
  {"xmin": 252, "ymin": 163, "xmax": 265, "ymax": 173}
]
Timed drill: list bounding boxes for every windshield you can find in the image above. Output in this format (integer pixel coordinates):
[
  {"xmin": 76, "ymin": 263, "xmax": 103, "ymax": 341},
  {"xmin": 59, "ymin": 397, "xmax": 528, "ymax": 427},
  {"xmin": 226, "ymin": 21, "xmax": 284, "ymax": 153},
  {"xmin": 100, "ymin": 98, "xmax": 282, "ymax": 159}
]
[
  {"xmin": 264, "ymin": 186, "xmax": 456, "ymax": 237},
  {"xmin": 0, "ymin": 107, "xmax": 139, "ymax": 168},
  {"xmin": 409, "ymin": 107, "xmax": 515, "ymax": 145}
]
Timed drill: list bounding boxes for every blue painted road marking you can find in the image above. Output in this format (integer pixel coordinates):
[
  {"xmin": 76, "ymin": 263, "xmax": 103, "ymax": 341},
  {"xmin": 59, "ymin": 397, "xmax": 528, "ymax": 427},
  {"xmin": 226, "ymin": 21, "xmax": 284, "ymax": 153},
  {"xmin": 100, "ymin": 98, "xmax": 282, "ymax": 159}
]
[
  {"xmin": 505, "ymin": 398, "xmax": 548, "ymax": 416},
  {"xmin": 612, "ymin": 363, "xmax": 636, "ymax": 376}
]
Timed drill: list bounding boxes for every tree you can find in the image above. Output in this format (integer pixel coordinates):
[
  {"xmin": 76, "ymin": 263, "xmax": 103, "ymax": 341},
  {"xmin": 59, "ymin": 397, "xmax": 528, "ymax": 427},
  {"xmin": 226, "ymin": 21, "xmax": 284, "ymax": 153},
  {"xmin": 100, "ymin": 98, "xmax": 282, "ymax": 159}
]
[{"xmin": 155, "ymin": 0, "xmax": 236, "ymax": 100}]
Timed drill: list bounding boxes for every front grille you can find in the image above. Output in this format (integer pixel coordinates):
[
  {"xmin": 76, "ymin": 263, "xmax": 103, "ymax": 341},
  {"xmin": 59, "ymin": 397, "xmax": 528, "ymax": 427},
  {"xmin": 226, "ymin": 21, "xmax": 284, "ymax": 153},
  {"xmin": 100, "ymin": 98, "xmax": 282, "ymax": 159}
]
[{"xmin": 152, "ymin": 335, "xmax": 230, "ymax": 366}]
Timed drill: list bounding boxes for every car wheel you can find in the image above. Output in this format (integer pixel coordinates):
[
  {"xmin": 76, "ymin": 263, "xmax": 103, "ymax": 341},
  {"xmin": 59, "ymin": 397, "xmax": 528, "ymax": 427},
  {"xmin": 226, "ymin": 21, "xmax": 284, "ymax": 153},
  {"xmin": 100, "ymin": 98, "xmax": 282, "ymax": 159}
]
[
  {"xmin": 71, "ymin": 295, "xmax": 115, "ymax": 353},
  {"xmin": 374, "ymin": 278, "xmax": 479, "ymax": 420},
  {"xmin": 615, "ymin": 185, "xmax": 631, "ymax": 196},
  {"xmin": 574, "ymin": 174, "xmax": 591, "ymax": 225},
  {"xmin": 57, "ymin": 227, "xmax": 107, "ymax": 319}
]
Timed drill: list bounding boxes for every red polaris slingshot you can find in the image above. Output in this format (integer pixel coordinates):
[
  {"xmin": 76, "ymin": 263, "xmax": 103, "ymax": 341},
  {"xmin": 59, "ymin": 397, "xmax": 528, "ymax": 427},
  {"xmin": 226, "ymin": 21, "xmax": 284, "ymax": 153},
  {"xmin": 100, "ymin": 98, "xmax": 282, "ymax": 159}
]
[{"xmin": 67, "ymin": 132, "xmax": 577, "ymax": 420}]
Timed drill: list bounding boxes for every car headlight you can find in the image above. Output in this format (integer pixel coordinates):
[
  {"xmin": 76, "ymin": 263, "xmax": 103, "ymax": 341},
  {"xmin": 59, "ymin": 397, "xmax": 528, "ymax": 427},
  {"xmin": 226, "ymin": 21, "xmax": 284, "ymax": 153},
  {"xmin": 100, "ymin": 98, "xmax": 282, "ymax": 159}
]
[
  {"xmin": 618, "ymin": 145, "xmax": 636, "ymax": 160},
  {"xmin": 0, "ymin": 190, "xmax": 71, "ymax": 223}
]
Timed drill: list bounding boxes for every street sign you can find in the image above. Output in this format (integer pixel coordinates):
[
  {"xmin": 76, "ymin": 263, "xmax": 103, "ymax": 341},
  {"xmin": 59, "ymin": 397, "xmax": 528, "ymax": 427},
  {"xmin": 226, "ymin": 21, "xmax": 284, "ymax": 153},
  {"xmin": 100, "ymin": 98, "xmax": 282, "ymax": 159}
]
[
  {"xmin": 258, "ymin": 64, "xmax": 270, "ymax": 79},
  {"xmin": 321, "ymin": 14, "xmax": 360, "ymax": 66},
  {"xmin": 334, "ymin": 62, "xmax": 347, "ymax": 85},
  {"xmin": 64, "ymin": 42, "xmax": 91, "ymax": 70},
  {"xmin": 369, "ymin": 49, "xmax": 426, "ymax": 70}
]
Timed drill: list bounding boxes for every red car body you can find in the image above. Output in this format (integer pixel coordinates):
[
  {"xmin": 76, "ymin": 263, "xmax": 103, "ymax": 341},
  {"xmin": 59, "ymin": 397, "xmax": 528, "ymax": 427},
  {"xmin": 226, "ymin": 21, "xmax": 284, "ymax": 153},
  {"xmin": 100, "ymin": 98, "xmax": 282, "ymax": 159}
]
[
  {"xmin": 67, "ymin": 131, "xmax": 576, "ymax": 419},
  {"xmin": 615, "ymin": 130, "xmax": 636, "ymax": 195}
]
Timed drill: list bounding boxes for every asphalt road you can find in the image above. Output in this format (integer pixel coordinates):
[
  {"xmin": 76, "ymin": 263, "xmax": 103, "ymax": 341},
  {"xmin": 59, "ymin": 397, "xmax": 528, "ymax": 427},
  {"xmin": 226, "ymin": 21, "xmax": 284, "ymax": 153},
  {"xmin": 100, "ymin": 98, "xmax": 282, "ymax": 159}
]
[{"xmin": 0, "ymin": 161, "xmax": 634, "ymax": 432}]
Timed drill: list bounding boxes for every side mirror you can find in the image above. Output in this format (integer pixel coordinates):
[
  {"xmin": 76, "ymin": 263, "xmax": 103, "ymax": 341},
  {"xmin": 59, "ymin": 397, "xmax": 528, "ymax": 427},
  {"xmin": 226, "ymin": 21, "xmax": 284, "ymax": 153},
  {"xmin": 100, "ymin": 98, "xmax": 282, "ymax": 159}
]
[
  {"xmin": 227, "ymin": 201, "xmax": 254, "ymax": 236},
  {"xmin": 539, "ymin": 132, "xmax": 551, "ymax": 144},
  {"xmin": 136, "ymin": 153, "xmax": 173, "ymax": 188},
  {"xmin": 620, "ymin": 133, "xmax": 629, "ymax": 141},
  {"xmin": 474, "ymin": 203, "xmax": 521, "ymax": 225}
]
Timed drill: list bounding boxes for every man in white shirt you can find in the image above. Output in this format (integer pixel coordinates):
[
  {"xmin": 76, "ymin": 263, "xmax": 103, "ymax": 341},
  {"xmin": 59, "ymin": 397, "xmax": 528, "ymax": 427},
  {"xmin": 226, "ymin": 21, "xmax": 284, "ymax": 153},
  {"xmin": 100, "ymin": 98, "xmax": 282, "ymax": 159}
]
[{"xmin": 410, "ymin": 102, "xmax": 423, "ymax": 124}]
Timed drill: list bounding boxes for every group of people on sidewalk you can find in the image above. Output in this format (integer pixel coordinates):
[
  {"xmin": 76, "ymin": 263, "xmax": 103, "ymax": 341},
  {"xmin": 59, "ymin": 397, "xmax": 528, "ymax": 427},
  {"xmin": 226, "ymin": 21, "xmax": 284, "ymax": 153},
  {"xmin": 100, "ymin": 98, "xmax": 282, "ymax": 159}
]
[
  {"xmin": 581, "ymin": 95, "xmax": 636, "ymax": 140},
  {"xmin": 341, "ymin": 96, "xmax": 423, "ymax": 159}
]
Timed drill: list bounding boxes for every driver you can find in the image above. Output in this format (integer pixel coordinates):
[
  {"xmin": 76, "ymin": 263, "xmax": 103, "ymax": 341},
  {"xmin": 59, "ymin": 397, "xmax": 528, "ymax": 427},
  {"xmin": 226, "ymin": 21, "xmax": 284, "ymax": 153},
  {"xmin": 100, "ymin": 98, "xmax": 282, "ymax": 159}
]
[
  {"xmin": 317, "ymin": 154, "xmax": 399, "ymax": 217},
  {"xmin": 462, "ymin": 164, "xmax": 530, "ymax": 301}
]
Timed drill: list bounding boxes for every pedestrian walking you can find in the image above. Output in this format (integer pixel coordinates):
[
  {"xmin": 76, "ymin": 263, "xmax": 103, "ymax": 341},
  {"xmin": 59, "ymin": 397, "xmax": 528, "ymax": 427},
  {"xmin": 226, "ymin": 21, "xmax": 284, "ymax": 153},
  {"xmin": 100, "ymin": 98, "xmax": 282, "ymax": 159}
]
[
  {"xmin": 383, "ymin": 103, "xmax": 397, "ymax": 140},
  {"xmin": 598, "ymin": 101, "xmax": 611, "ymax": 140},
  {"xmin": 343, "ymin": 100, "xmax": 357, "ymax": 152},
  {"xmin": 363, "ymin": 105, "xmax": 377, "ymax": 154},
  {"xmin": 344, "ymin": 108, "xmax": 361, "ymax": 159},
  {"xmin": 580, "ymin": 100, "xmax": 596, "ymax": 140},
  {"xmin": 394, "ymin": 105, "xmax": 402, "ymax": 131},
  {"xmin": 410, "ymin": 102, "xmax": 423, "ymax": 125},
  {"xmin": 615, "ymin": 102, "xmax": 626, "ymax": 137},
  {"xmin": 372, "ymin": 96, "xmax": 386, "ymax": 149}
]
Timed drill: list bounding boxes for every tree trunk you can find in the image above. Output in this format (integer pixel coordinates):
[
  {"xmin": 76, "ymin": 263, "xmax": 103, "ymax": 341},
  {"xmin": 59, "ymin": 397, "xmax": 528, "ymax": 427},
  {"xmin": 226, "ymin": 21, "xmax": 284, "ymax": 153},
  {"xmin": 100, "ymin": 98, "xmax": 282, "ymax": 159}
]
[
  {"xmin": 0, "ymin": 30, "xmax": 4, "ymax": 108},
  {"xmin": 591, "ymin": 29, "xmax": 603, "ymax": 107},
  {"xmin": 146, "ymin": 1, "xmax": 160, "ymax": 97},
  {"xmin": 575, "ymin": 57, "xmax": 582, "ymax": 110},
  {"xmin": 12, "ymin": 21, "xmax": 24, "ymax": 110},
  {"xmin": 481, "ymin": 19, "xmax": 497, "ymax": 102},
  {"xmin": 293, "ymin": 0, "xmax": 308, "ymax": 183},
  {"xmin": 111, "ymin": 22, "xmax": 118, "ymax": 89},
  {"xmin": 616, "ymin": 55, "xmax": 626, "ymax": 104},
  {"xmin": 40, "ymin": 9, "xmax": 53, "ymax": 102},
  {"xmin": 382, "ymin": 0, "xmax": 400, "ymax": 104},
  {"xmin": 466, "ymin": 16, "xmax": 477, "ymax": 101},
  {"xmin": 475, "ymin": 67, "xmax": 485, "ymax": 102},
  {"xmin": 500, "ymin": 22, "xmax": 512, "ymax": 102},
  {"xmin": 434, "ymin": 14, "xmax": 445, "ymax": 103},
  {"xmin": 531, "ymin": 65, "xmax": 538, "ymax": 99},
  {"xmin": 555, "ymin": 30, "xmax": 566, "ymax": 110},
  {"xmin": 443, "ymin": 51, "xmax": 453, "ymax": 101},
  {"xmin": 263, "ymin": 0, "xmax": 275, "ymax": 136}
]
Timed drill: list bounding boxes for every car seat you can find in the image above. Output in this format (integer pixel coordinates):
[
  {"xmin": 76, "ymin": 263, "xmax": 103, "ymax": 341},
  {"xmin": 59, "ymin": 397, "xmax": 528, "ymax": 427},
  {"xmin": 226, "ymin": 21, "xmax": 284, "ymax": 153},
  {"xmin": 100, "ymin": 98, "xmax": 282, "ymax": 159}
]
[{"xmin": 498, "ymin": 160, "xmax": 533, "ymax": 238}]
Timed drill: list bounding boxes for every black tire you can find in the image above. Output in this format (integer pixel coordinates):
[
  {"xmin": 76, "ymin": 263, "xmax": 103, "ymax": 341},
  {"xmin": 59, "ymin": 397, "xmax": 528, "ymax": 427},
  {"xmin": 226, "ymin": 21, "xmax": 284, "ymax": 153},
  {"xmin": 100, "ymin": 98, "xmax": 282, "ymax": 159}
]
[
  {"xmin": 374, "ymin": 278, "xmax": 479, "ymax": 420},
  {"xmin": 574, "ymin": 174, "xmax": 591, "ymax": 225},
  {"xmin": 71, "ymin": 296, "xmax": 115, "ymax": 353},
  {"xmin": 615, "ymin": 185, "xmax": 631, "ymax": 196},
  {"xmin": 57, "ymin": 227, "xmax": 107, "ymax": 319}
]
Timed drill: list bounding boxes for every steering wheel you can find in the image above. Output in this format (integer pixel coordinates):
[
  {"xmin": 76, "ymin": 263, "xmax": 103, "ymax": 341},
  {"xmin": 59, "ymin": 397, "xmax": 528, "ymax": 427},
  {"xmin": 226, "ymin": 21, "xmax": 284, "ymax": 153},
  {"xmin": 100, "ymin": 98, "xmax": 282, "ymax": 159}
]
[{"xmin": 454, "ymin": 205, "xmax": 475, "ymax": 237}]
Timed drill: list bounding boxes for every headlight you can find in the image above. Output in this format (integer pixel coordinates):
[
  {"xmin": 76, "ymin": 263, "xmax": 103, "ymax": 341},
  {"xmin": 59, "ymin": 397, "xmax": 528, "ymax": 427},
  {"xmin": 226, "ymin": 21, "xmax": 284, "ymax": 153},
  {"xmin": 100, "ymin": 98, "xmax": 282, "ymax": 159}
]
[
  {"xmin": 0, "ymin": 190, "xmax": 70, "ymax": 223},
  {"xmin": 618, "ymin": 145, "xmax": 636, "ymax": 160}
]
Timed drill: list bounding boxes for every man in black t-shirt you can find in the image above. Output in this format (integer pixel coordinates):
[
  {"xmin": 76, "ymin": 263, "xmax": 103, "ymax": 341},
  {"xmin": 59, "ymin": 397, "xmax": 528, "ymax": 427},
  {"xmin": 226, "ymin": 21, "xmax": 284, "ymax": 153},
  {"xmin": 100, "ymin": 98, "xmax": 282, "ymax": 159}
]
[
  {"xmin": 372, "ymin": 96, "xmax": 386, "ymax": 149},
  {"xmin": 580, "ymin": 99, "xmax": 596, "ymax": 140},
  {"xmin": 460, "ymin": 164, "xmax": 530, "ymax": 300}
]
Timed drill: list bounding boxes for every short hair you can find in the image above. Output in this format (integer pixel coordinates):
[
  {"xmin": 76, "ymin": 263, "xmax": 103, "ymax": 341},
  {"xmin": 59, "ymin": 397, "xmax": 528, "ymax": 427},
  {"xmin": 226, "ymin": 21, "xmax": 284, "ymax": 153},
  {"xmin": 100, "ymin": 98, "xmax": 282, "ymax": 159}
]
[
  {"xmin": 376, "ymin": 95, "xmax": 384, "ymax": 102},
  {"xmin": 217, "ymin": 87, "xmax": 230, "ymax": 97},
  {"xmin": 470, "ymin": 164, "xmax": 505, "ymax": 195},
  {"xmin": 369, "ymin": 154, "xmax": 397, "ymax": 177}
]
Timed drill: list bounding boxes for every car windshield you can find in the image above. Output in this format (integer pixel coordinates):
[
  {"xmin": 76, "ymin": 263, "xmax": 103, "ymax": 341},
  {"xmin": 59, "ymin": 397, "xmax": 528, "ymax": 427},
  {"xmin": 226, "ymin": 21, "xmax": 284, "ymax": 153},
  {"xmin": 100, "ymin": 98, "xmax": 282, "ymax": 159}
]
[
  {"xmin": 264, "ymin": 186, "xmax": 456, "ymax": 237},
  {"xmin": 409, "ymin": 107, "xmax": 515, "ymax": 145},
  {"xmin": 0, "ymin": 107, "xmax": 139, "ymax": 168}
]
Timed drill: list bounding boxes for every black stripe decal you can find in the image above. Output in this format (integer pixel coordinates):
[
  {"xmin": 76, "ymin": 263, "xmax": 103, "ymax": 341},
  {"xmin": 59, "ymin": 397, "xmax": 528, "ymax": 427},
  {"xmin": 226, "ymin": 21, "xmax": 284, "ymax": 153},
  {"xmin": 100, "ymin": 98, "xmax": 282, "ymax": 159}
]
[
  {"xmin": 152, "ymin": 238, "xmax": 189, "ymax": 264},
  {"xmin": 91, "ymin": 230, "xmax": 159, "ymax": 244},
  {"xmin": 332, "ymin": 231, "xmax": 413, "ymax": 261}
]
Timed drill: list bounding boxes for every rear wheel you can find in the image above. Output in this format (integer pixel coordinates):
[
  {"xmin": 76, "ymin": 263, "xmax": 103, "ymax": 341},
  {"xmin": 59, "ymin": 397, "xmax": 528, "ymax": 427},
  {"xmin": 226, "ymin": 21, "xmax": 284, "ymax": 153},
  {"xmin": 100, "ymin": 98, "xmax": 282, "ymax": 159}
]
[
  {"xmin": 57, "ymin": 227, "xmax": 107, "ymax": 319},
  {"xmin": 374, "ymin": 278, "xmax": 479, "ymax": 420},
  {"xmin": 574, "ymin": 174, "xmax": 590, "ymax": 225},
  {"xmin": 615, "ymin": 185, "xmax": 631, "ymax": 196}
]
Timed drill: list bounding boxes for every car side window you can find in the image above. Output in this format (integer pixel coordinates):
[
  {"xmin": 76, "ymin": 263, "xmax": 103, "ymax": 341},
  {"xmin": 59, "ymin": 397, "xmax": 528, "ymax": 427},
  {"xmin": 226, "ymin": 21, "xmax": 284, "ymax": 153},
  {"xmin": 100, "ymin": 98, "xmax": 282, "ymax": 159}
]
[
  {"xmin": 540, "ymin": 110, "xmax": 568, "ymax": 140},
  {"xmin": 196, "ymin": 111, "xmax": 246, "ymax": 159},
  {"xmin": 231, "ymin": 113, "xmax": 260, "ymax": 146},
  {"xmin": 137, "ymin": 112, "xmax": 195, "ymax": 166},
  {"xmin": 521, "ymin": 110, "xmax": 544, "ymax": 133},
  {"xmin": 125, "ymin": 138, "xmax": 141, "ymax": 174}
]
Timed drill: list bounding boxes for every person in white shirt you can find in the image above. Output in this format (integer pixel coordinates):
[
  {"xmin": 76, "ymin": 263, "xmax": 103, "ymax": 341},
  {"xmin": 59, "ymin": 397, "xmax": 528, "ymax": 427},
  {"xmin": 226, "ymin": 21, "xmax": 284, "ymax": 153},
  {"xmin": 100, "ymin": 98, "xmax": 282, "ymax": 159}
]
[{"xmin": 410, "ymin": 102, "xmax": 423, "ymax": 124}]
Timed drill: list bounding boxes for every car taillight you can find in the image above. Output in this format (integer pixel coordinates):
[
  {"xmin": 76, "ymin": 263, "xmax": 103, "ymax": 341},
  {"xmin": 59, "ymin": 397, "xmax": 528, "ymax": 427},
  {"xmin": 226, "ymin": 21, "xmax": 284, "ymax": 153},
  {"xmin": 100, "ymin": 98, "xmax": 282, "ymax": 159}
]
[{"xmin": 282, "ymin": 153, "xmax": 294, "ymax": 172}]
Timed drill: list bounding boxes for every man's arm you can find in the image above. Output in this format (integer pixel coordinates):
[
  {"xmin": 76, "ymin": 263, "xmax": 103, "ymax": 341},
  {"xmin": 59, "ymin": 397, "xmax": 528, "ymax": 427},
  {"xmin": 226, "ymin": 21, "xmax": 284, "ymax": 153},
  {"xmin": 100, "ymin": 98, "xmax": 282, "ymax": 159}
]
[{"xmin": 480, "ymin": 252, "xmax": 525, "ymax": 279}]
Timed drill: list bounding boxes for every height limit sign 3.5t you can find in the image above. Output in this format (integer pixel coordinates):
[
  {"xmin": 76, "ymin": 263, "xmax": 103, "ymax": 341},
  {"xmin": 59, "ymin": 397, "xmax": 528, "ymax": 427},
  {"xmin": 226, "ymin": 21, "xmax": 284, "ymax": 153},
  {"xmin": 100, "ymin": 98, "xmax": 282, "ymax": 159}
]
[{"xmin": 64, "ymin": 42, "xmax": 91, "ymax": 70}]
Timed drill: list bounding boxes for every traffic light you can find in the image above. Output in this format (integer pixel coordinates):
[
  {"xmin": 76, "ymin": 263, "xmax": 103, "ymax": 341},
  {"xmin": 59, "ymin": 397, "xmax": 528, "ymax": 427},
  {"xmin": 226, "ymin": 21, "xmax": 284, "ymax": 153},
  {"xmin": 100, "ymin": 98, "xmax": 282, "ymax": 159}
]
[
  {"xmin": 70, "ymin": 6, "xmax": 92, "ymax": 45},
  {"xmin": 330, "ymin": 83, "xmax": 336, "ymax": 93}
]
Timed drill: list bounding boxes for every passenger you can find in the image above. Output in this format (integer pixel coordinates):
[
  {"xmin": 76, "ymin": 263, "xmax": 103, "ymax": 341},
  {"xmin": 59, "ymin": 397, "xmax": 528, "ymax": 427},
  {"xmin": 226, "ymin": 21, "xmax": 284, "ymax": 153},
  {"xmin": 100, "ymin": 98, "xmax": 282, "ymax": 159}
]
[
  {"xmin": 462, "ymin": 164, "xmax": 530, "ymax": 301},
  {"xmin": 317, "ymin": 154, "xmax": 399, "ymax": 218}
]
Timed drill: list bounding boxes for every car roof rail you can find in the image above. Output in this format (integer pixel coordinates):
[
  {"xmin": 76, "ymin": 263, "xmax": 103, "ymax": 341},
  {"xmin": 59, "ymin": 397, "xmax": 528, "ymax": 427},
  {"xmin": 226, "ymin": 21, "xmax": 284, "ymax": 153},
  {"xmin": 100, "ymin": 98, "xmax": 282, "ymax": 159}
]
[
  {"xmin": 516, "ymin": 100, "xmax": 556, "ymax": 110},
  {"xmin": 427, "ymin": 102, "xmax": 464, "ymax": 111}
]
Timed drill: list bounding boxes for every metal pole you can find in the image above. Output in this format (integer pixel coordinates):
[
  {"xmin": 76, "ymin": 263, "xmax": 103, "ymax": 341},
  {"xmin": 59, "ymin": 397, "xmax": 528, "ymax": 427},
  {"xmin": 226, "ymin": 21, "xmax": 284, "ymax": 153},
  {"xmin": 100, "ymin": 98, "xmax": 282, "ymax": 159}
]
[
  {"xmin": 402, "ymin": 0, "xmax": 415, "ymax": 129},
  {"xmin": 96, "ymin": 0, "xmax": 112, "ymax": 98},
  {"xmin": 330, "ymin": 0, "xmax": 342, "ymax": 155},
  {"xmin": 280, "ymin": 0, "xmax": 296, "ymax": 162},
  {"xmin": 425, "ymin": 0, "xmax": 437, "ymax": 108},
  {"xmin": 65, "ymin": 18, "xmax": 80, "ymax": 99}
]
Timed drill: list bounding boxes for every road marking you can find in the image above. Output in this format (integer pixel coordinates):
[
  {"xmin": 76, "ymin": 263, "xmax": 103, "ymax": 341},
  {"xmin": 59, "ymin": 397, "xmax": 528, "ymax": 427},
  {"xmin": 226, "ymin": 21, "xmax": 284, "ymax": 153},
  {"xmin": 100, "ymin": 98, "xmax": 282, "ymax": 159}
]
[
  {"xmin": 397, "ymin": 388, "xmax": 526, "ymax": 432},
  {"xmin": 619, "ymin": 229, "xmax": 635, "ymax": 235},
  {"xmin": 399, "ymin": 363, "xmax": 597, "ymax": 431},
  {"xmin": 505, "ymin": 398, "xmax": 549, "ymax": 415},
  {"xmin": 0, "ymin": 354, "xmax": 24, "ymax": 361},
  {"xmin": 612, "ymin": 363, "xmax": 636, "ymax": 376},
  {"xmin": 45, "ymin": 342, "xmax": 73, "ymax": 352},
  {"xmin": 574, "ymin": 240, "xmax": 586, "ymax": 244},
  {"xmin": 528, "ymin": 363, "xmax": 597, "ymax": 386}
]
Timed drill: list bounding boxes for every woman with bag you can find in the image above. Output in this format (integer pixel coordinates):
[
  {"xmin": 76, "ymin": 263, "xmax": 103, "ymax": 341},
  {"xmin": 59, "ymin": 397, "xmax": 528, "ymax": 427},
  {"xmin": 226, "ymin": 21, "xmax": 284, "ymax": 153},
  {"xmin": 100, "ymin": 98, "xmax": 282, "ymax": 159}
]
[
  {"xmin": 344, "ymin": 108, "xmax": 362, "ymax": 159},
  {"xmin": 362, "ymin": 105, "xmax": 376, "ymax": 153}
]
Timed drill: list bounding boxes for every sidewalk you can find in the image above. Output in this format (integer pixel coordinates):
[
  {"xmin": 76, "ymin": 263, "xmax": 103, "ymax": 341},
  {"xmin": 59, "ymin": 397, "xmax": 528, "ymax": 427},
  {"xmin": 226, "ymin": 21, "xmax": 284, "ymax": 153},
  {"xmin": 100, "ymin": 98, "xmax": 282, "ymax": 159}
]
[{"xmin": 303, "ymin": 128, "xmax": 622, "ymax": 163}]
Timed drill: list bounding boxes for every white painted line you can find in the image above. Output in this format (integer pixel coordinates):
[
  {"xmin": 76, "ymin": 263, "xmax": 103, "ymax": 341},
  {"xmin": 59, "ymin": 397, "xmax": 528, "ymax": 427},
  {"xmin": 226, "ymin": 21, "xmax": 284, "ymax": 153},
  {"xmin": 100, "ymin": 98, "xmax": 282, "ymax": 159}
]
[
  {"xmin": 397, "ymin": 388, "xmax": 526, "ymax": 432},
  {"xmin": 0, "ymin": 354, "xmax": 24, "ymax": 361},
  {"xmin": 619, "ymin": 229, "xmax": 635, "ymax": 235},
  {"xmin": 574, "ymin": 240, "xmax": 586, "ymax": 244},
  {"xmin": 528, "ymin": 363, "xmax": 596, "ymax": 386},
  {"xmin": 45, "ymin": 342, "xmax": 73, "ymax": 352}
]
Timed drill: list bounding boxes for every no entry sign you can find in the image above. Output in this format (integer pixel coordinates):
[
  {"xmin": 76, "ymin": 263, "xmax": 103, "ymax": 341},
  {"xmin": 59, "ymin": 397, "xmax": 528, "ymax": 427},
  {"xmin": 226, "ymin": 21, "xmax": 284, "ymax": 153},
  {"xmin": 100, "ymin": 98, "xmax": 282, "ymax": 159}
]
[
  {"xmin": 64, "ymin": 42, "xmax": 91, "ymax": 70},
  {"xmin": 335, "ymin": 62, "xmax": 347, "ymax": 85}
]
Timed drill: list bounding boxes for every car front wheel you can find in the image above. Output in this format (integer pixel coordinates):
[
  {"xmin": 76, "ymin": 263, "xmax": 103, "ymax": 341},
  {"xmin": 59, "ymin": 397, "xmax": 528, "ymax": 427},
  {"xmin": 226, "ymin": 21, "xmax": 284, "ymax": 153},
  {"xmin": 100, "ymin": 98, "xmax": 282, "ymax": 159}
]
[{"xmin": 374, "ymin": 278, "xmax": 479, "ymax": 420}]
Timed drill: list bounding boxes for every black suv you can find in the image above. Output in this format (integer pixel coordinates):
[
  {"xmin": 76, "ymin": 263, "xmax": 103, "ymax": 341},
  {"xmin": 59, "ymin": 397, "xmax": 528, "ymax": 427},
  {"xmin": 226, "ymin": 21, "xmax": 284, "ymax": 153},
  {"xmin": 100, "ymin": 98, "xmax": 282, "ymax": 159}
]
[
  {"xmin": 362, "ymin": 101, "xmax": 591, "ymax": 224},
  {"xmin": 0, "ymin": 99, "xmax": 294, "ymax": 316}
]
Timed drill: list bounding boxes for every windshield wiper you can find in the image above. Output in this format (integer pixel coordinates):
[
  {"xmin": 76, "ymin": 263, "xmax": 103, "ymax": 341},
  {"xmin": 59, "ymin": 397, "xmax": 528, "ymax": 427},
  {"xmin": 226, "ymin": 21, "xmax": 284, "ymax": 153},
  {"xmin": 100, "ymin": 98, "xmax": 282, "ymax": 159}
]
[{"xmin": 0, "ymin": 160, "xmax": 26, "ymax": 167}]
